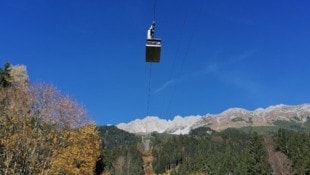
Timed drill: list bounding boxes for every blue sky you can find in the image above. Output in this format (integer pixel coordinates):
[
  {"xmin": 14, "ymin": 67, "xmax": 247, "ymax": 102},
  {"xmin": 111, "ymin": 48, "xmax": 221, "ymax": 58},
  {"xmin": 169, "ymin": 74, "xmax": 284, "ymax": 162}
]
[{"xmin": 1, "ymin": 0, "xmax": 310, "ymax": 125}]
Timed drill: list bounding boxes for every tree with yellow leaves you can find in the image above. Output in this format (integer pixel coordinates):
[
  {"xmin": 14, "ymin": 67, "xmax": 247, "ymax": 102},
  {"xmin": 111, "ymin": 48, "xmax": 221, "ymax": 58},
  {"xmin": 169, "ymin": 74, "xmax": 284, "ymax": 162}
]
[{"xmin": 0, "ymin": 63, "xmax": 101, "ymax": 175}]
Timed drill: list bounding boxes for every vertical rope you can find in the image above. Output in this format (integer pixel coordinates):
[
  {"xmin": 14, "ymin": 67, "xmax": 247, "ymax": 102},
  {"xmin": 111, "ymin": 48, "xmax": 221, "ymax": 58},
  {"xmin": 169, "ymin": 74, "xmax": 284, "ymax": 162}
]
[
  {"xmin": 146, "ymin": 63, "xmax": 152, "ymax": 116},
  {"xmin": 146, "ymin": 0, "xmax": 157, "ymax": 117},
  {"xmin": 153, "ymin": 0, "xmax": 157, "ymax": 21}
]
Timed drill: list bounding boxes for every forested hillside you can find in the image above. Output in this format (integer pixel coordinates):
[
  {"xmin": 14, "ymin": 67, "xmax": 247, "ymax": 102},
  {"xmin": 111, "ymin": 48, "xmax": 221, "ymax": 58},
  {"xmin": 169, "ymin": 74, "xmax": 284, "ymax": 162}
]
[
  {"xmin": 98, "ymin": 126, "xmax": 143, "ymax": 174},
  {"xmin": 100, "ymin": 125, "xmax": 310, "ymax": 175}
]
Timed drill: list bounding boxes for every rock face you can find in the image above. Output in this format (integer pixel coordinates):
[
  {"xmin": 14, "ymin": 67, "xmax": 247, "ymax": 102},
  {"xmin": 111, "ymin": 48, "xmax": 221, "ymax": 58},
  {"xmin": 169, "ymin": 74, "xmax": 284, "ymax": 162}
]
[
  {"xmin": 205, "ymin": 104, "xmax": 310, "ymax": 131},
  {"xmin": 116, "ymin": 104, "xmax": 310, "ymax": 134}
]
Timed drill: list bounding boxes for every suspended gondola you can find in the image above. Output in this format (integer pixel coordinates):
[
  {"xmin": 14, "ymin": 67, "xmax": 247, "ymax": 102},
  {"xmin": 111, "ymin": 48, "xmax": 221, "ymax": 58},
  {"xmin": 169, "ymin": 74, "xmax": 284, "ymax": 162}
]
[{"xmin": 145, "ymin": 21, "xmax": 161, "ymax": 63}]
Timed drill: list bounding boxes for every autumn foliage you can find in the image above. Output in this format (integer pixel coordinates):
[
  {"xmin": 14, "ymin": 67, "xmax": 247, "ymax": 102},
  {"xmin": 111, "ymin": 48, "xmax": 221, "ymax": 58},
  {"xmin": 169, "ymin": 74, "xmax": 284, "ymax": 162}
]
[{"xmin": 0, "ymin": 63, "xmax": 100, "ymax": 174}]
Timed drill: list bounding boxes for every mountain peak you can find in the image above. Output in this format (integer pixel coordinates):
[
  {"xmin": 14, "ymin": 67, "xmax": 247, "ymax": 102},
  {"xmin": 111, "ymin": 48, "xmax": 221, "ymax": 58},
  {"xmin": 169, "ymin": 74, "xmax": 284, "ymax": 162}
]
[
  {"xmin": 117, "ymin": 115, "xmax": 202, "ymax": 134},
  {"xmin": 116, "ymin": 104, "xmax": 310, "ymax": 134}
]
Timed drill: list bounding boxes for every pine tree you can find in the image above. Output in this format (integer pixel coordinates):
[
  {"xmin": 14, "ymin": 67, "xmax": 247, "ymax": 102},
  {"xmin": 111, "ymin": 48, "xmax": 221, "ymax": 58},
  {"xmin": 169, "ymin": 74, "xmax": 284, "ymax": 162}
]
[
  {"xmin": 0, "ymin": 62, "xmax": 12, "ymax": 88},
  {"xmin": 242, "ymin": 132, "xmax": 271, "ymax": 175}
]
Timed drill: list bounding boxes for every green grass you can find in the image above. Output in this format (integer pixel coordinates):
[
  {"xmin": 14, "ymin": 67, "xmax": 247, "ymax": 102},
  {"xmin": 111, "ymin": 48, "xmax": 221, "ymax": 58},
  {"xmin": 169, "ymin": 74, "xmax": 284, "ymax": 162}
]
[
  {"xmin": 237, "ymin": 119, "xmax": 310, "ymax": 134},
  {"xmin": 239, "ymin": 126, "xmax": 280, "ymax": 134},
  {"xmin": 272, "ymin": 120, "xmax": 310, "ymax": 132}
]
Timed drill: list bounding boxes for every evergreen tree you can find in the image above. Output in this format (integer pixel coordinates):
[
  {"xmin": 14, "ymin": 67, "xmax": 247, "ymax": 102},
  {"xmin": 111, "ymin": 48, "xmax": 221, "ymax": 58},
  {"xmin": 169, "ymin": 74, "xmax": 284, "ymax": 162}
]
[
  {"xmin": 242, "ymin": 132, "xmax": 271, "ymax": 175},
  {"xmin": 0, "ymin": 62, "xmax": 12, "ymax": 88}
]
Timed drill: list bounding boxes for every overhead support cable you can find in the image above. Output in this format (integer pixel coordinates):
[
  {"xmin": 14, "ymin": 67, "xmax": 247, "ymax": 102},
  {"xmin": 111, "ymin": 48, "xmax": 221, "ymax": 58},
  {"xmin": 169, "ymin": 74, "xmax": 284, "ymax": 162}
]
[
  {"xmin": 146, "ymin": 63, "xmax": 153, "ymax": 116},
  {"xmin": 153, "ymin": 0, "xmax": 157, "ymax": 21}
]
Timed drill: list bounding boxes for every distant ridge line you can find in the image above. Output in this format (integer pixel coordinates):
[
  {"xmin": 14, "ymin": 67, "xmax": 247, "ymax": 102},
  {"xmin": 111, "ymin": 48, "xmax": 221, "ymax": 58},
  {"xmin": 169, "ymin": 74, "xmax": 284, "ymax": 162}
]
[{"xmin": 116, "ymin": 104, "xmax": 310, "ymax": 134}]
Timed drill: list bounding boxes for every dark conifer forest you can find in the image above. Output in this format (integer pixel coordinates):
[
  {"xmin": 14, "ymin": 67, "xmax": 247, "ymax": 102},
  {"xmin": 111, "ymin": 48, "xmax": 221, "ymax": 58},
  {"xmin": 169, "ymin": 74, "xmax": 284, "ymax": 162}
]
[{"xmin": 99, "ymin": 125, "xmax": 310, "ymax": 175}]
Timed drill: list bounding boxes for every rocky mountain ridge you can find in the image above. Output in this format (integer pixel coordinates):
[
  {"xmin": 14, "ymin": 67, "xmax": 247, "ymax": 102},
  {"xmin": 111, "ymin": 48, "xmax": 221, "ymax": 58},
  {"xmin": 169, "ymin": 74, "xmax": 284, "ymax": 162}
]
[{"xmin": 116, "ymin": 104, "xmax": 310, "ymax": 134}]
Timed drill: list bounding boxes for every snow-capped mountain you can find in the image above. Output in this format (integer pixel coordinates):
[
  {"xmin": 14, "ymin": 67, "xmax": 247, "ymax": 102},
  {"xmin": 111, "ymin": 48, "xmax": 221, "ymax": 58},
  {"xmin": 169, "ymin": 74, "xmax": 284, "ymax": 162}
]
[
  {"xmin": 116, "ymin": 104, "xmax": 310, "ymax": 134},
  {"xmin": 117, "ymin": 115, "xmax": 203, "ymax": 135}
]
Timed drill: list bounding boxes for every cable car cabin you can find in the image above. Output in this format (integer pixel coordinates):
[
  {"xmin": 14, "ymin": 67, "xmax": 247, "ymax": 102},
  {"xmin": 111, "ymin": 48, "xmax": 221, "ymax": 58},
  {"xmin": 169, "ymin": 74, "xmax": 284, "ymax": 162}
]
[{"xmin": 145, "ymin": 38, "xmax": 161, "ymax": 63}]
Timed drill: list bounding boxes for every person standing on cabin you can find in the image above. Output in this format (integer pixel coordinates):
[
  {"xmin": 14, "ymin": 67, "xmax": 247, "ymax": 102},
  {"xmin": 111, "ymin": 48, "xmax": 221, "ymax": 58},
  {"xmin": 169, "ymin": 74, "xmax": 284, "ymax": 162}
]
[{"xmin": 147, "ymin": 21, "xmax": 155, "ymax": 39}]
